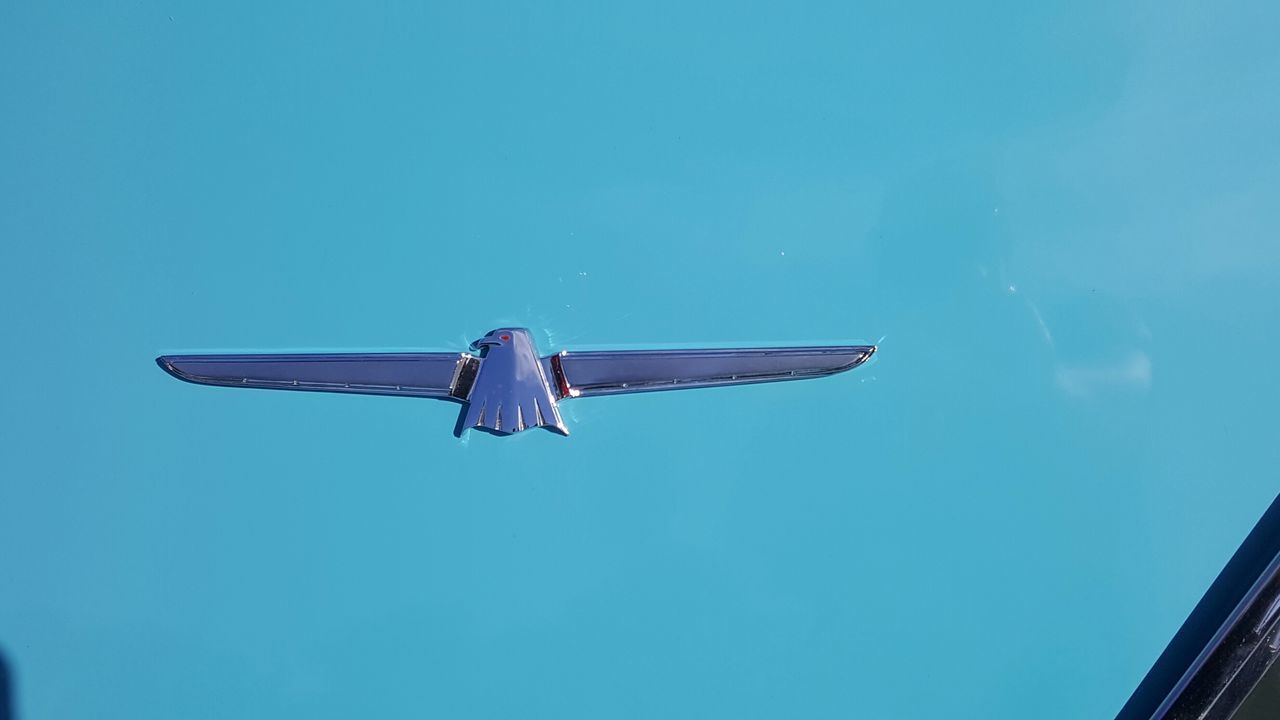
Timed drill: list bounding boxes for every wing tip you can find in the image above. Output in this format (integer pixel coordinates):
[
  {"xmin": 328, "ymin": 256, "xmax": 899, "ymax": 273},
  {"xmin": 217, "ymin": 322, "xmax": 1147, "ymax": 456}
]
[
  {"xmin": 833, "ymin": 345, "xmax": 877, "ymax": 374},
  {"xmin": 155, "ymin": 355, "xmax": 187, "ymax": 381},
  {"xmin": 155, "ymin": 355, "xmax": 211, "ymax": 386}
]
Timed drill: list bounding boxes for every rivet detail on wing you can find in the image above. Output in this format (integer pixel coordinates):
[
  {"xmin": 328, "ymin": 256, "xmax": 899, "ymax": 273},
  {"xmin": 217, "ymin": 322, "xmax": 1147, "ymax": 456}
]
[
  {"xmin": 156, "ymin": 353, "xmax": 472, "ymax": 398},
  {"xmin": 546, "ymin": 345, "xmax": 876, "ymax": 398}
]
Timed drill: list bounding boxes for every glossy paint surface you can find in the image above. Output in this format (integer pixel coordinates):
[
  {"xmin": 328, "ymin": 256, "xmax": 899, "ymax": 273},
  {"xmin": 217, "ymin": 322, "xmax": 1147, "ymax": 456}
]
[{"xmin": 1, "ymin": 1, "xmax": 1278, "ymax": 717}]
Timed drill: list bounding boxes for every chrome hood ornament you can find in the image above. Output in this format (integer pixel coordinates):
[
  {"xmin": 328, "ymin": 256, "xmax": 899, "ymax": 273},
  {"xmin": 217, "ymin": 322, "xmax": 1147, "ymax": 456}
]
[{"xmin": 157, "ymin": 328, "xmax": 876, "ymax": 437}]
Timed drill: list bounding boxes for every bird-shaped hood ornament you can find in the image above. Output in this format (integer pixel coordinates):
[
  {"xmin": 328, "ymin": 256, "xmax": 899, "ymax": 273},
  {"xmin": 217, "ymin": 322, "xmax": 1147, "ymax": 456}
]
[{"xmin": 157, "ymin": 328, "xmax": 876, "ymax": 437}]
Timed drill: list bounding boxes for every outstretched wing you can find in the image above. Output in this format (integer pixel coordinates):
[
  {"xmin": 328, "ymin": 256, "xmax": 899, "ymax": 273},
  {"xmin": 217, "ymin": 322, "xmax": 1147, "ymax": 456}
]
[
  {"xmin": 545, "ymin": 344, "xmax": 875, "ymax": 398},
  {"xmin": 156, "ymin": 352, "xmax": 480, "ymax": 400}
]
